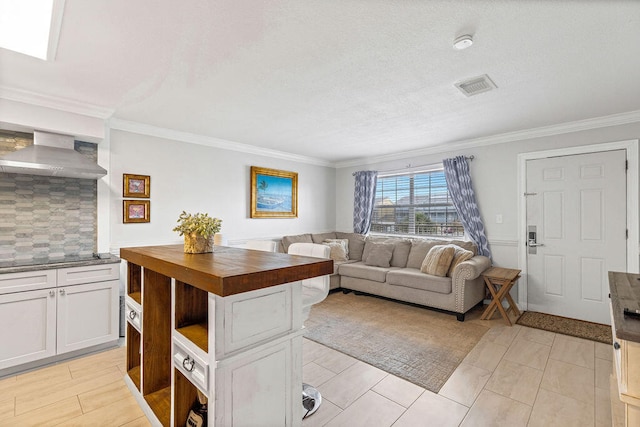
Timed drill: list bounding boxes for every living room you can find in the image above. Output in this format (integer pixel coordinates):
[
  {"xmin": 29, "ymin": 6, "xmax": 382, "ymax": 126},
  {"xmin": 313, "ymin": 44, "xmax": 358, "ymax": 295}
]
[{"xmin": 1, "ymin": 1, "xmax": 639, "ymax": 426}]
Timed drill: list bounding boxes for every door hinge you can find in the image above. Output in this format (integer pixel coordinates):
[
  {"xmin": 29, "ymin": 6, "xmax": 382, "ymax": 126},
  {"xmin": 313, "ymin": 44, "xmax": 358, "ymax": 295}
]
[
  {"xmin": 626, "ymin": 160, "xmax": 629, "ymax": 171},
  {"xmin": 626, "ymin": 229, "xmax": 629, "ymax": 239},
  {"xmin": 523, "ymin": 192, "xmax": 537, "ymax": 196}
]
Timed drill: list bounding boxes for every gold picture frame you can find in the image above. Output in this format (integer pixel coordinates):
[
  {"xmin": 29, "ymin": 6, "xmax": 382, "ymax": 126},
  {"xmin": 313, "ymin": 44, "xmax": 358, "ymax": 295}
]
[
  {"xmin": 250, "ymin": 166, "xmax": 298, "ymax": 218},
  {"xmin": 123, "ymin": 200, "xmax": 150, "ymax": 223},
  {"xmin": 123, "ymin": 174, "xmax": 150, "ymax": 198}
]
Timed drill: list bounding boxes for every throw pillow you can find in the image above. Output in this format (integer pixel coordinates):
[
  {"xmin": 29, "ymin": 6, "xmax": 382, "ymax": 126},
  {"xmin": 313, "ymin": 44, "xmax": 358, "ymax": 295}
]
[
  {"xmin": 324, "ymin": 238, "xmax": 349, "ymax": 259},
  {"xmin": 406, "ymin": 240, "xmax": 439, "ymax": 269},
  {"xmin": 322, "ymin": 241, "xmax": 349, "ymax": 262},
  {"xmin": 447, "ymin": 245, "xmax": 474, "ymax": 277},
  {"xmin": 336, "ymin": 232, "xmax": 366, "ymax": 261},
  {"xmin": 363, "ymin": 243, "xmax": 394, "ymax": 268},
  {"xmin": 420, "ymin": 245, "xmax": 456, "ymax": 277}
]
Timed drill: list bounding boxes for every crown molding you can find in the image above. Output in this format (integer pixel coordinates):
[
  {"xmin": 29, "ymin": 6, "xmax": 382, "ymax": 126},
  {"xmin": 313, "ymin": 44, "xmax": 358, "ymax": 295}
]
[
  {"xmin": 334, "ymin": 109, "xmax": 640, "ymax": 168},
  {"xmin": 108, "ymin": 118, "xmax": 334, "ymax": 167},
  {"xmin": 0, "ymin": 86, "xmax": 114, "ymax": 119}
]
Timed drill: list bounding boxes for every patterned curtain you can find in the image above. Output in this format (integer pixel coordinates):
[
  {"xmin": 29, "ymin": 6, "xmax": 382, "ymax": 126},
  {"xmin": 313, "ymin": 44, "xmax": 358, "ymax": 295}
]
[
  {"xmin": 353, "ymin": 170, "xmax": 378, "ymax": 234},
  {"xmin": 443, "ymin": 156, "xmax": 492, "ymax": 258}
]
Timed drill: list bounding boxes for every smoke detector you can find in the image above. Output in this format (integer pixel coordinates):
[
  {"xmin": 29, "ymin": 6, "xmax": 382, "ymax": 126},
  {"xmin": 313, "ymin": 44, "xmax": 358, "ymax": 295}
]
[
  {"xmin": 454, "ymin": 74, "xmax": 497, "ymax": 97},
  {"xmin": 453, "ymin": 35, "xmax": 473, "ymax": 50}
]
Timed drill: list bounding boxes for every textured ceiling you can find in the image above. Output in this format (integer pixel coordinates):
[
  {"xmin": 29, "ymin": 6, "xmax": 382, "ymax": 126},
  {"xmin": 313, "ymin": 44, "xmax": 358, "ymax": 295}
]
[{"xmin": 1, "ymin": 0, "xmax": 639, "ymax": 164}]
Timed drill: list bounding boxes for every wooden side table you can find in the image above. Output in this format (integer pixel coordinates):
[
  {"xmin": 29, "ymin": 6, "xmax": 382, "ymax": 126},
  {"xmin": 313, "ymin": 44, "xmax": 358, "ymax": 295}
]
[{"xmin": 481, "ymin": 266, "xmax": 522, "ymax": 326}]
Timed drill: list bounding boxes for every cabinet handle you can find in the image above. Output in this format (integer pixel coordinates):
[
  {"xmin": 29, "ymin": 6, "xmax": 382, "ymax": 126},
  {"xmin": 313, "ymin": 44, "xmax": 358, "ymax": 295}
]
[
  {"xmin": 128, "ymin": 310, "xmax": 137, "ymax": 320},
  {"xmin": 182, "ymin": 356, "xmax": 195, "ymax": 372},
  {"xmin": 49, "ymin": 290, "xmax": 55, "ymax": 297},
  {"xmin": 59, "ymin": 289, "xmax": 65, "ymax": 296},
  {"xmin": 614, "ymin": 342, "xmax": 621, "ymax": 350}
]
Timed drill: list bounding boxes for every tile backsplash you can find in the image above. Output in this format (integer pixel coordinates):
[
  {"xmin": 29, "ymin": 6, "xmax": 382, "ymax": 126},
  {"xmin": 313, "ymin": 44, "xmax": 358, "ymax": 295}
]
[{"xmin": 0, "ymin": 131, "xmax": 98, "ymax": 262}]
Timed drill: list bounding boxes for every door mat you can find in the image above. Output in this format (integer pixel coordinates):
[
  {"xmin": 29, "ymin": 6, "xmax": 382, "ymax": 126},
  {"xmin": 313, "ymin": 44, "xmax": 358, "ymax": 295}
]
[
  {"xmin": 516, "ymin": 311, "xmax": 612, "ymax": 344},
  {"xmin": 304, "ymin": 292, "xmax": 489, "ymax": 393}
]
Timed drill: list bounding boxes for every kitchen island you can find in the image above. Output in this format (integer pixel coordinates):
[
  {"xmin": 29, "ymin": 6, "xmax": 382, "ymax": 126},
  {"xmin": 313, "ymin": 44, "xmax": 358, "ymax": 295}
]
[{"xmin": 120, "ymin": 244, "xmax": 333, "ymax": 427}]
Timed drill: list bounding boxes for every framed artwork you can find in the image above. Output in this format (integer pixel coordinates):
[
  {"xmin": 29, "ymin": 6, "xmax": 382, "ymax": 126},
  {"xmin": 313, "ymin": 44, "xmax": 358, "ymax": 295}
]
[
  {"xmin": 123, "ymin": 174, "xmax": 150, "ymax": 198},
  {"xmin": 250, "ymin": 166, "xmax": 298, "ymax": 218},
  {"xmin": 123, "ymin": 200, "xmax": 150, "ymax": 223}
]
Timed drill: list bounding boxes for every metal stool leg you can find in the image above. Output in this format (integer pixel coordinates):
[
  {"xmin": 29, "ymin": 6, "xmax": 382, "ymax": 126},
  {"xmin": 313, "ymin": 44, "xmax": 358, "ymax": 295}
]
[{"xmin": 302, "ymin": 383, "xmax": 322, "ymax": 418}]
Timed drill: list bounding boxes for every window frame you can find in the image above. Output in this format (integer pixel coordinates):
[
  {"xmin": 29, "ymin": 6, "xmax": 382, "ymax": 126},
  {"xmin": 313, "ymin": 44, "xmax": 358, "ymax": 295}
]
[{"xmin": 370, "ymin": 167, "xmax": 464, "ymax": 238}]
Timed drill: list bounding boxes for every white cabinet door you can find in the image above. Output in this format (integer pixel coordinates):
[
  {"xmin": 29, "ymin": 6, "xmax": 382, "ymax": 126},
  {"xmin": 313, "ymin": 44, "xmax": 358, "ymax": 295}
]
[
  {"xmin": 0, "ymin": 288, "xmax": 56, "ymax": 369},
  {"xmin": 57, "ymin": 280, "xmax": 119, "ymax": 354}
]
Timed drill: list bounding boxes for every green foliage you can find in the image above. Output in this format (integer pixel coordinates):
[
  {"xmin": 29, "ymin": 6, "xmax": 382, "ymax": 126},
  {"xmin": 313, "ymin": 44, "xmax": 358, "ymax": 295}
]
[
  {"xmin": 173, "ymin": 211, "xmax": 222, "ymax": 239},
  {"xmin": 415, "ymin": 212, "xmax": 434, "ymax": 224},
  {"xmin": 258, "ymin": 180, "xmax": 268, "ymax": 193}
]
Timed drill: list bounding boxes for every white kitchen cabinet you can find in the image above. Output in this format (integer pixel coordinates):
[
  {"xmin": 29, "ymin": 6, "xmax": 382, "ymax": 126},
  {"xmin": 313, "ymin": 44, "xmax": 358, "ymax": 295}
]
[
  {"xmin": 0, "ymin": 261, "xmax": 120, "ymax": 373},
  {"xmin": 57, "ymin": 280, "xmax": 119, "ymax": 354},
  {"xmin": 0, "ymin": 288, "xmax": 57, "ymax": 370}
]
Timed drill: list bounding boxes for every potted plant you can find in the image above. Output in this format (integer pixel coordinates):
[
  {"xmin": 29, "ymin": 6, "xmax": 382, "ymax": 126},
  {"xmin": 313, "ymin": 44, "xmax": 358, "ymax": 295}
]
[{"xmin": 173, "ymin": 211, "xmax": 223, "ymax": 253}]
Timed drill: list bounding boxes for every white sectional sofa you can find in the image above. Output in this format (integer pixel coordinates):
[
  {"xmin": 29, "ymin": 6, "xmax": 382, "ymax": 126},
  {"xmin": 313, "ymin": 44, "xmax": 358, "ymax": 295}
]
[{"xmin": 280, "ymin": 232, "xmax": 491, "ymax": 321}]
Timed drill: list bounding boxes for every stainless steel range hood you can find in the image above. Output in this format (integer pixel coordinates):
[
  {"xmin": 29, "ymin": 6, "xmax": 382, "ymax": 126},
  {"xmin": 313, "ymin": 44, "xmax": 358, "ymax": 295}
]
[{"xmin": 0, "ymin": 131, "xmax": 107, "ymax": 179}]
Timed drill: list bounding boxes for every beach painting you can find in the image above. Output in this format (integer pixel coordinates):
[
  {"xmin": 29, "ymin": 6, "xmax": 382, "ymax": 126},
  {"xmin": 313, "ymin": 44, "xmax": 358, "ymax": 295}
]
[{"xmin": 250, "ymin": 166, "xmax": 298, "ymax": 218}]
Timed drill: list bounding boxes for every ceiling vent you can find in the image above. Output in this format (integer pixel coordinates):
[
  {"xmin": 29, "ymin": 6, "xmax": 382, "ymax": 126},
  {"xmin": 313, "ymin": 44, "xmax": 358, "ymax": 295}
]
[{"xmin": 455, "ymin": 74, "xmax": 497, "ymax": 97}]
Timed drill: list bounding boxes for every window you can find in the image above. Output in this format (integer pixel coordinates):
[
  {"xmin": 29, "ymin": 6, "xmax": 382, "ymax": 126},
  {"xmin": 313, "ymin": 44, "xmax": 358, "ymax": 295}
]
[{"xmin": 371, "ymin": 169, "xmax": 463, "ymax": 237}]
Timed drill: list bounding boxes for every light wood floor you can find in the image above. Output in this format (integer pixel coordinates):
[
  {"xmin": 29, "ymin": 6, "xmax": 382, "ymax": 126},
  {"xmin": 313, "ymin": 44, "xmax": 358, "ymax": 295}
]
[{"xmin": 0, "ymin": 346, "xmax": 150, "ymax": 426}]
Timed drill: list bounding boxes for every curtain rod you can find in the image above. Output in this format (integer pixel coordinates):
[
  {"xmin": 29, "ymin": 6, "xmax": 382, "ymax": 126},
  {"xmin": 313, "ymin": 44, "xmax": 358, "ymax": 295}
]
[{"xmin": 363, "ymin": 155, "xmax": 475, "ymax": 177}]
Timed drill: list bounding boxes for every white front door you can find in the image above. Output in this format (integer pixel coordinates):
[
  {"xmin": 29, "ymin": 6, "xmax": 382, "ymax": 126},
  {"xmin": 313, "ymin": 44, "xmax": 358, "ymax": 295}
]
[{"xmin": 526, "ymin": 150, "xmax": 627, "ymax": 324}]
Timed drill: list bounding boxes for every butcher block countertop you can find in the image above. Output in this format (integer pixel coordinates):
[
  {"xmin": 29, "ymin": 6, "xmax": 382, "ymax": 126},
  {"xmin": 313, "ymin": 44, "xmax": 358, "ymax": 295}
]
[{"xmin": 119, "ymin": 244, "xmax": 333, "ymax": 297}]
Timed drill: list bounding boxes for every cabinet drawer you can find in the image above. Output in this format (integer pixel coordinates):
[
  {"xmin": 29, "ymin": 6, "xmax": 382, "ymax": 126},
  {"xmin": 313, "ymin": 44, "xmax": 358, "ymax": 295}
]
[
  {"xmin": 57, "ymin": 263, "xmax": 119, "ymax": 287},
  {"xmin": 173, "ymin": 337, "xmax": 209, "ymax": 393},
  {"xmin": 125, "ymin": 297, "xmax": 142, "ymax": 333},
  {"xmin": 0, "ymin": 270, "xmax": 56, "ymax": 294}
]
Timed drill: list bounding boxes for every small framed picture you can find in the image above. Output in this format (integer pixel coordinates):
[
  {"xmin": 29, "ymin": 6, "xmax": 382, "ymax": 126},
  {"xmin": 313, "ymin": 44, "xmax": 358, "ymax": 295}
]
[
  {"xmin": 123, "ymin": 174, "xmax": 150, "ymax": 198},
  {"xmin": 123, "ymin": 200, "xmax": 150, "ymax": 223}
]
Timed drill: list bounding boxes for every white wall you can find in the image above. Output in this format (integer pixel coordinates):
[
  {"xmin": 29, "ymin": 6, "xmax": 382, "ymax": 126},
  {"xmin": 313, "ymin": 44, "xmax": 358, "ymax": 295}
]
[
  {"xmin": 336, "ymin": 122, "xmax": 640, "ymax": 277},
  {"xmin": 109, "ymin": 130, "xmax": 336, "ymax": 250}
]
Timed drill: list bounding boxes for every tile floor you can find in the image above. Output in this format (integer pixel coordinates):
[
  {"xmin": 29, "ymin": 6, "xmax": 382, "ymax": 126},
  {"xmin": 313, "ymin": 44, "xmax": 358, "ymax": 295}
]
[
  {"xmin": 303, "ymin": 323, "xmax": 624, "ymax": 427},
  {"xmin": 0, "ymin": 323, "xmax": 625, "ymax": 426}
]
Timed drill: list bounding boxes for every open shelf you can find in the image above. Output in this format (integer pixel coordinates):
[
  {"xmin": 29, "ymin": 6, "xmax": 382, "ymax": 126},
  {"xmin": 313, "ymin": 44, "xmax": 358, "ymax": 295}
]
[
  {"xmin": 127, "ymin": 263, "xmax": 142, "ymax": 304},
  {"xmin": 174, "ymin": 368, "xmax": 206, "ymax": 426},
  {"xmin": 142, "ymin": 269, "xmax": 172, "ymax": 425},
  {"xmin": 175, "ymin": 322, "xmax": 208, "ymax": 352},
  {"xmin": 144, "ymin": 386, "xmax": 171, "ymax": 427},
  {"xmin": 175, "ymin": 280, "xmax": 208, "ymax": 352},
  {"xmin": 126, "ymin": 323, "xmax": 141, "ymax": 390}
]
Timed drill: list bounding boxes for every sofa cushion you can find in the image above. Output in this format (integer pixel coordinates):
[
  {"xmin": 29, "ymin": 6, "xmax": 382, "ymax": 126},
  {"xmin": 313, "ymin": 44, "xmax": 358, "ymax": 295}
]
[
  {"xmin": 336, "ymin": 232, "xmax": 366, "ymax": 261},
  {"xmin": 311, "ymin": 232, "xmax": 337, "ymax": 244},
  {"xmin": 406, "ymin": 240, "xmax": 440, "ymax": 269},
  {"xmin": 447, "ymin": 245, "xmax": 475, "ymax": 277},
  {"xmin": 282, "ymin": 233, "xmax": 313, "ymax": 252},
  {"xmin": 386, "ymin": 268, "xmax": 452, "ymax": 294},
  {"xmin": 322, "ymin": 241, "xmax": 349, "ymax": 262},
  {"xmin": 333, "ymin": 259, "xmax": 357, "ymax": 275},
  {"xmin": 390, "ymin": 239, "xmax": 411, "ymax": 268},
  {"xmin": 363, "ymin": 243, "xmax": 394, "ymax": 268},
  {"xmin": 421, "ymin": 245, "xmax": 455, "ymax": 277},
  {"xmin": 448, "ymin": 239, "xmax": 478, "ymax": 256},
  {"xmin": 338, "ymin": 261, "xmax": 389, "ymax": 282}
]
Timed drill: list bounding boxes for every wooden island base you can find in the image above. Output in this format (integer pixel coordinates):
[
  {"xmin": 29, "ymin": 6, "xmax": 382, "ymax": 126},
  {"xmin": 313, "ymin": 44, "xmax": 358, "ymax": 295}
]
[{"xmin": 120, "ymin": 245, "xmax": 333, "ymax": 427}]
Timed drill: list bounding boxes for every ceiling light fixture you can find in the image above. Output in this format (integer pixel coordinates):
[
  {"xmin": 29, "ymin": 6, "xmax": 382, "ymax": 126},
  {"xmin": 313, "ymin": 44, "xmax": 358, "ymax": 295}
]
[{"xmin": 453, "ymin": 34, "xmax": 474, "ymax": 50}]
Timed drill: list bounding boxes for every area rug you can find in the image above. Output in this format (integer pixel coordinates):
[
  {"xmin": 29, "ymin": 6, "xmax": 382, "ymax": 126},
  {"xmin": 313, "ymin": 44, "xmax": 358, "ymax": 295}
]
[
  {"xmin": 516, "ymin": 311, "xmax": 612, "ymax": 344},
  {"xmin": 304, "ymin": 292, "xmax": 489, "ymax": 393}
]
